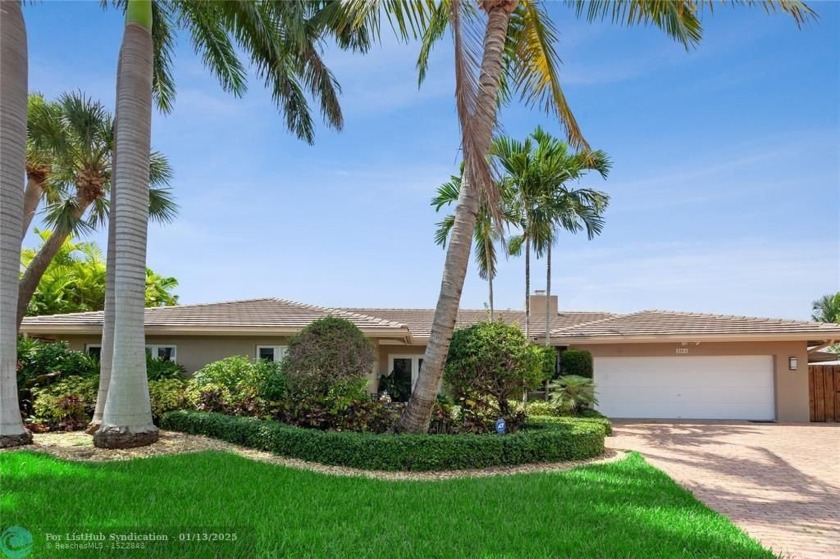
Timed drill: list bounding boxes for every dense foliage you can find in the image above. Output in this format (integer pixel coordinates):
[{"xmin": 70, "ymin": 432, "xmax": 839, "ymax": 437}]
[
  {"xmin": 559, "ymin": 349, "xmax": 593, "ymax": 378},
  {"xmin": 283, "ymin": 316, "xmax": 375, "ymax": 395},
  {"xmin": 31, "ymin": 375, "xmax": 97, "ymax": 431},
  {"xmin": 189, "ymin": 356, "xmax": 285, "ymax": 417},
  {"xmin": 281, "ymin": 317, "xmax": 375, "ymax": 428},
  {"xmin": 444, "ymin": 321, "xmax": 545, "ymax": 432},
  {"xmin": 549, "ymin": 375, "xmax": 598, "ymax": 415},
  {"xmin": 146, "ymin": 356, "xmax": 187, "ymax": 381},
  {"xmin": 161, "ymin": 411, "xmax": 606, "ymax": 471},
  {"xmin": 16, "ymin": 337, "xmax": 98, "ymax": 417},
  {"xmin": 22, "ymin": 232, "xmax": 179, "ymax": 316}
]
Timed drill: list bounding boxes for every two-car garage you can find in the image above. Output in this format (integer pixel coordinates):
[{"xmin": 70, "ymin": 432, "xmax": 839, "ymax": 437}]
[{"xmin": 594, "ymin": 355, "xmax": 776, "ymax": 420}]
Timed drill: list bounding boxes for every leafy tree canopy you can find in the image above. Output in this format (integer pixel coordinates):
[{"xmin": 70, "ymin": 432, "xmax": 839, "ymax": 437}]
[{"xmin": 22, "ymin": 230, "xmax": 178, "ymax": 316}]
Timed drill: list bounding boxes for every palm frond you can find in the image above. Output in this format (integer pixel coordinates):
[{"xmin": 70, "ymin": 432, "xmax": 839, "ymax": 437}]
[{"xmin": 148, "ymin": 187, "xmax": 179, "ymax": 225}]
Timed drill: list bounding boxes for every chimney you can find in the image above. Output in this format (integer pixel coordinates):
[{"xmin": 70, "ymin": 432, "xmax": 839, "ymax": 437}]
[{"xmin": 529, "ymin": 290, "xmax": 558, "ymax": 316}]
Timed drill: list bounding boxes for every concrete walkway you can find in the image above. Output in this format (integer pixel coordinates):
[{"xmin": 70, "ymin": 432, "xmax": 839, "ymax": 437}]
[{"xmin": 606, "ymin": 421, "xmax": 840, "ymax": 559}]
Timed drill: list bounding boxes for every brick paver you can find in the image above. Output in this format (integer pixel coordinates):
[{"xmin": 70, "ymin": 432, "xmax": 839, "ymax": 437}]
[{"xmin": 606, "ymin": 422, "xmax": 840, "ymax": 559}]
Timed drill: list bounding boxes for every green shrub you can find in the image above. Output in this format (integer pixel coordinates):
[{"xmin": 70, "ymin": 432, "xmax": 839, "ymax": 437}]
[
  {"xmin": 16, "ymin": 337, "xmax": 98, "ymax": 417},
  {"xmin": 525, "ymin": 401, "xmax": 559, "ymax": 417},
  {"xmin": 185, "ymin": 382, "xmax": 235, "ymax": 415},
  {"xmin": 535, "ymin": 346, "xmax": 558, "ymax": 379},
  {"xmin": 559, "ymin": 349, "xmax": 593, "ymax": 378},
  {"xmin": 146, "ymin": 356, "xmax": 187, "ymax": 381},
  {"xmin": 161, "ymin": 411, "xmax": 605, "ymax": 471},
  {"xmin": 444, "ymin": 322, "xmax": 546, "ymax": 432},
  {"xmin": 148, "ymin": 379, "xmax": 188, "ymax": 423},
  {"xmin": 549, "ymin": 375, "xmax": 598, "ymax": 415},
  {"xmin": 526, "ymin": 413, "xmax": 612, "ymax": 436},
  {"xmin": 191, "ymin": 356, "xmax": 285, "ymax": 416},
  {"xmin": 283, "ymin": 317, "xmax": 375, "ymax": 397},
  {"xmin": 32, "ymin": 375, "xmax": 97, "ymax": 431}
]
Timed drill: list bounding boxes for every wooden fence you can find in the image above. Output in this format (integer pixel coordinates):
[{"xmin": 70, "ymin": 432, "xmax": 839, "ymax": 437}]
[{"xmin": 809, "ymin": 365, "xmax": 840, "ymax": 422}]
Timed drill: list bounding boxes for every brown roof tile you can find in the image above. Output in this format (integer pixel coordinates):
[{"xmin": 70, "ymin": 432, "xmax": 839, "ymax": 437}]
[
  {"xmin": 342, "ymin": 308, "xmax": 615, "ymax": 339},
  {"xmin": 21, "ymin": 298, "xmax": 407, "ymax": 332},
  {"xmin": 552, "ymin": 310, "xmax": 840, "ymax": 339}
]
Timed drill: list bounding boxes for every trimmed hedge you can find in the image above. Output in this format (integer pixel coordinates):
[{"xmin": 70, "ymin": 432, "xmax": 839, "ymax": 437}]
[
  {"xmin": 161, "ymin": 411, "xmax": 605, "ymax": 471},
  {"xmin": 528, "ymin": 414, "xmax": 613, "ymax": 437}
]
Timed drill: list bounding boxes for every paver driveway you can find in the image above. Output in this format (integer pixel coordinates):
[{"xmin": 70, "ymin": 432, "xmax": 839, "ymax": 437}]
[{"xmin": 606, "ymin": 422, "xmax": 840, "ymax": 559}]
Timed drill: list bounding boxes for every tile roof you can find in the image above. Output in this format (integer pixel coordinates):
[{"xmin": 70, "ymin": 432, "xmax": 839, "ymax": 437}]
[
  {"xmin": 342, "ymin": 308, "xmax": 615, "ymax": 339},
  {"xmin": 551, "ymin": 310, "xmax": 840, "ymax": 339},
  {"xmin": 21, "ymin": 299, "xmax": 840, "ymax": 342},
  {"xmin": 21, "ymin": 298, "xmax": 407, "ymax": 332}
]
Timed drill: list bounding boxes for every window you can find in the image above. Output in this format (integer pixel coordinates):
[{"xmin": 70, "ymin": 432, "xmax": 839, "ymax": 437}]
[
  {"xmin": 387, "ymin": 355, "xmax": 424, "ymax": 390},
  {"xmin": 146, "ymin": 345, "xmax": 177, "ymax": 362},
  {"xmin": 256, "ymin": 346, "xmax": 287, "ymax": 362},
  {"xmin": 85, "ymin": 344, "xmax": 101, "ymax": 360}
]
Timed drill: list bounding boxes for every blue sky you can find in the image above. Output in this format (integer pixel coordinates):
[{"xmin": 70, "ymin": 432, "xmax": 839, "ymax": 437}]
[{"xmin": 22, "ymin": 2, "xmax": 839, "ymax": 320}]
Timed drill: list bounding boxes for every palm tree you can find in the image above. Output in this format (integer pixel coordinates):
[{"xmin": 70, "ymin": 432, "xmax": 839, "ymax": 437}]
[
  {"xmin": 495, "ymin": 129, "xmax": 610, "ymax": 346},
  {"xmin": 812, "ymin": 293, "xmax": 840, "ymax": 324},
  {"xmin": 16, "ymin": 92, "xmax": 176, "ymax": 329},
  {"xmin": 0, "ymin": 0, "xmax": 32, "ymax": 448},
  {"xmin": 379, "ymin": 0, "xmax": 815, "ymax": 433},
  {"xmin": 92, "ymin": 0, "xmax": 158, "ymax": 449},
  {"xmin": 432, "ymin": 168, "xmax": 512, "ymax": 319},
  {"xmin": 91, "ymin": 0, "xmax": 372, "ymax": 446}
]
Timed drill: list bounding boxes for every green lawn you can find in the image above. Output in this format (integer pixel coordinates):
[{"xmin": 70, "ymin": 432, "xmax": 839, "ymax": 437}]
[{"xmin": 0, "ymin": 451, "xmax": 773, "ymax": 558}]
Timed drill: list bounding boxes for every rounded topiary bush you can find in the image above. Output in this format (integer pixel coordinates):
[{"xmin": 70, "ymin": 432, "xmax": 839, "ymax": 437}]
[
  {"xmin": 283, "ymin": 316, "xmax": 375, "ymax": 397},
  {"xmin": 445, "ymin": 321, "xmax": 546, "ymax": 431}
]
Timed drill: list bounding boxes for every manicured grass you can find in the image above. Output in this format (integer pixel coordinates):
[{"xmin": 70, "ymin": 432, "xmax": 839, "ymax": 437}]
[{"xmin": 0, "ymin": 451, "xmax": 773, "ymax": 558}]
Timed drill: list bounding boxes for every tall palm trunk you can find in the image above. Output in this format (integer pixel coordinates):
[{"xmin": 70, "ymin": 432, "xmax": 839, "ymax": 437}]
[
  {"xmin": 16, "ymin": 199, "xmax": 91, "ymax": 327},
  {"xmin": 545, "ymin": 243, "xmax": 551, "ymax": 346},
  {"xmin": 397, "ymin": 0, "xmax": 516, "ymax": 433},
  {"xmin": 486, "ymin": 235, "xmax": 494, "ymax": 320},
  {"xmin": 524, "ymin": 236, "xmax": 530, "ymax": 338},
  {"xmin": 89, "ymin": 184, "xmax": 117, "ymax": 431},
  {"xmin": 21, "ymin": 176, "xmax": 43, "ymax": 236},
  {"xmin": 0, "ymin": 0, "xmax": 32, "ymax": 448},
  {"xmin": 94, "ymin": 1, "xmax": 157, "ymax": 449}
]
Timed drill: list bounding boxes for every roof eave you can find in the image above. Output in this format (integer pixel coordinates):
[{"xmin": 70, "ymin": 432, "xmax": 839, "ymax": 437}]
[{"xmin": 551, "ymin": 332, "xmax": 840, "ymax": 345}]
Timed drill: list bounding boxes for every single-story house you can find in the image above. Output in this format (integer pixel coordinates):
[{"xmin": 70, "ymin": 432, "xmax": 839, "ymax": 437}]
[{"xmin": 20, "ymin": 293, "xmax": 840, "ymax": 422}]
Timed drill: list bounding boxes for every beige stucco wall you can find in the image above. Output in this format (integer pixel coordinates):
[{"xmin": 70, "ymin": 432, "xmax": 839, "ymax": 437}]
[
  {"xmin": 53, "ymin": 334, "xmax": 810, "ymax": 421},
  {"xmin": 571, "ymin": 340, "xmax": 810, "ymax": 422},
  {"xmin": 61, "ymin": 335, "xmax": 292, "ymax": 375}
]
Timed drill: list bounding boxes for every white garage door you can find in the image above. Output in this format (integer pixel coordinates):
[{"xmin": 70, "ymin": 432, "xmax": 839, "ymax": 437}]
[{"xmin": 594, "ymin": 355, "xmax": 775, "ymax": 420}]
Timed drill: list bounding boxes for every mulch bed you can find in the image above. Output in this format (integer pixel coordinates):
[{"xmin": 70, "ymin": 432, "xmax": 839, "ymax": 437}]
[{"xmin": 4, "ymin": 429, "xmax": 625, "ymax": 481}]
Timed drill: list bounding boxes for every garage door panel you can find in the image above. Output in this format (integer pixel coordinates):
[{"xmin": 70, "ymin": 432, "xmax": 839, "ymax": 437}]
[{"xmin": 594, "ymin": 356, "xmax": 775, "ymax": 420}]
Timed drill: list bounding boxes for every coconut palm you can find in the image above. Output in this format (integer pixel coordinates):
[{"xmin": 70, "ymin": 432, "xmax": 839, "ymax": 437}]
[
  {"xmin": 16, "ymin": 92, "xmax": 176, "ymax": 329},
  {"xmin": 432, "ymin": 168, "xmax": 514, "ymax": 319},
  {"xmin": 369, "ymin": 0, "xmax": 815, "ymax": 433},
  {"xmin": 812, "ymin": 293, "xmax": 840, "ymax": 324},
  {"xmin": 0, "ymin": 0, "xmax": 32, "ymax": 448}
]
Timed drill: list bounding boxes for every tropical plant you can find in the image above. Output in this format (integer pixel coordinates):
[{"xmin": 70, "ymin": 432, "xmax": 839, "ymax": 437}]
[
  {"xmin": 432, "ymin": 166, "xmax": 514, "ymax": 319},
  {"xmin": 494, "ymin": 129, "xmax": 610, "ymax": 343},
  {"xmin": 16, "ymin": 337, "xmax": 99, "ymax": 418},
  {"xmin": 444, "ymin": 321, "xmax": 545, "ymax": 431},
  {"xmin": 90, "ymin": 0, "xmax": 375, "ymax": 442},
  {"xmin": 0, "ymin": 0, "xmax": 33, "ymax": 448},
  {"xmin": 16, "ymin": 92, "xmax": 176, "ymax": 329},
  {"xmin": 381, "ymin": 0, "xmax": 815, "ymax": 433},
  {"xmin": 812, "ymin": 292, "xmax": 840, "ymax": 324},
  {"xmin": 549, "ymin": 375, "xmax": 598, "ymax": 415},
  {"xmin": 21, "ymin": 231, "xmax": 178, "ymax": 316}
]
